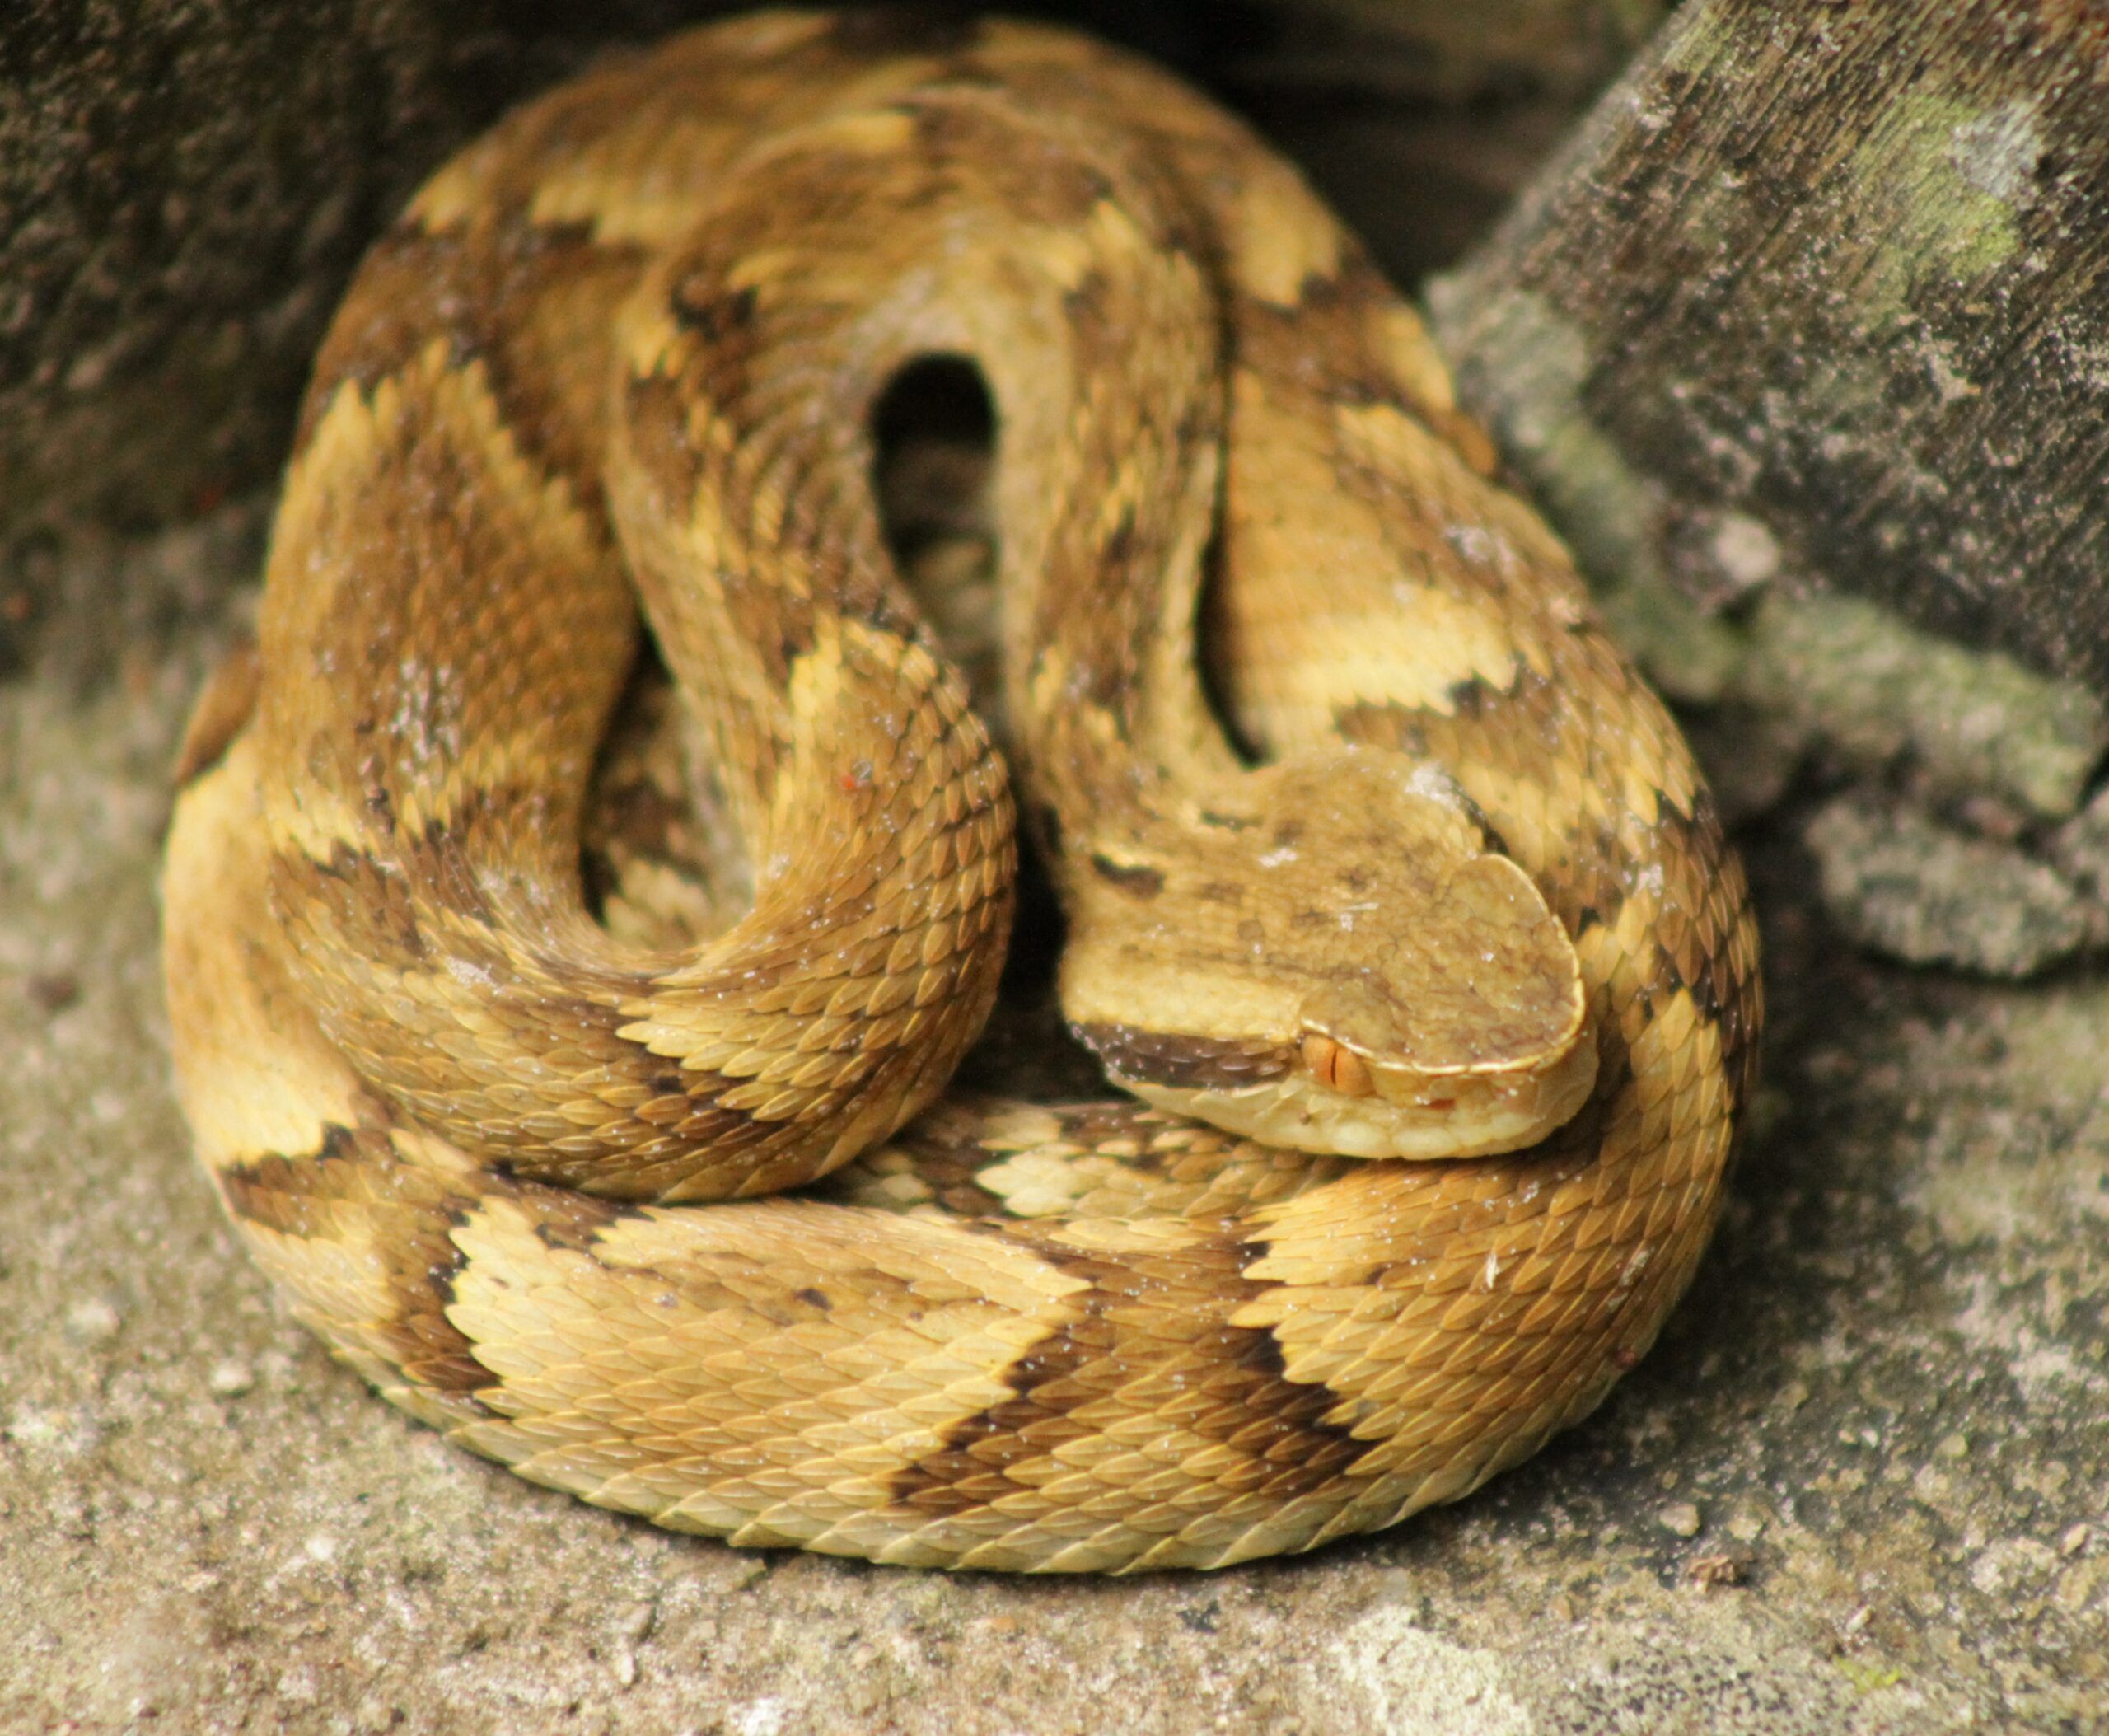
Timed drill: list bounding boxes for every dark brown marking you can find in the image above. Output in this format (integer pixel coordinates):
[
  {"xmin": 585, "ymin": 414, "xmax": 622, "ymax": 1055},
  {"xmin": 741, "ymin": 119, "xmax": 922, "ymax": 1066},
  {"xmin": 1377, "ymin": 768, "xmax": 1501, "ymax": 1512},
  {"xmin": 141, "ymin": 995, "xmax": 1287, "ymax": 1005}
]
[
  {"xmin": 1088, "ymin": 853, "xmax": 1164, "ymax": 898},
  {"xmin": 904, "ymin": 94, "xmax": 1120, "ymax": 236},
  {"xmin": 831, "ymin": 8, "xmax": 983, "ymax": 56},
  {"xmin": 886, "ymin": 1226, "xmax": 1368, "ymax": 1519},
  {"xmin": 294, "ymin": 225, "xmax": 479, "ymax": 456},
  {"xmin": 671, "ymin": 279, "xmax": 760, "ymax": 346},
  {"xmin": 363, "ymin": 775, "xmax": 397, "ymax": 832},
  {"xmin": 880, "ymin": 1100, "xmax": 1249, "ymax": 1217},
  {"xmin": 216, "ymin": 1123, "xmax": 496, "ymax": 1399},
  {"xmin": 1060, "ymin": 266, "xmax": 1112, "ymax": 330},
  {"xmin": 1072, "ymin": 1022, "xmax": 1291, "ymax": 1093},
  {"xmin": 887, "ymin": 1306, "xmax": 1102, "ymax": 1517},
  {"xmin": 301, "ymin": 840, "xmax": 433, "ymax": 957},
  {"xmin": 1232, "ymin": 254, "xmax": 1452, "ymax": 427},
  {"xmin": 525, "ymin": 1184, "xmax": 625, "ymax": 1254},
  {"xmin": 622, "ymin": 370, "xmax": 708, "ymax": 516}
]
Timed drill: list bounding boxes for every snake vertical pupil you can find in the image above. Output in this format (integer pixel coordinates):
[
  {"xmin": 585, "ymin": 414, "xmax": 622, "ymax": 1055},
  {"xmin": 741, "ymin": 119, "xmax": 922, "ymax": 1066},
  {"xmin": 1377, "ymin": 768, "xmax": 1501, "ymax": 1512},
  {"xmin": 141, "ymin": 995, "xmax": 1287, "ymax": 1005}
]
[{"xmin": 1301, "ymin": 1033, "xmax": 1376, "ymax": 1097}]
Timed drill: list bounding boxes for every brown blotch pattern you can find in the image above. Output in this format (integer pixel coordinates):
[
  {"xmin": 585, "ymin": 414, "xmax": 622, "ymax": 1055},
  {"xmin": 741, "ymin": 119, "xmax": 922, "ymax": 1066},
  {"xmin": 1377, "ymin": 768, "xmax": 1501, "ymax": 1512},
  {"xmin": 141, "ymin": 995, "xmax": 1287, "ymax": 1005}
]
[
  {"xmin": 886, "ymin": 1224, "xmax": 1367, "ymax": 1521},
  {"xmin": 216, "ymin": 1124, "xmax": 494, "ymax": 1398}
]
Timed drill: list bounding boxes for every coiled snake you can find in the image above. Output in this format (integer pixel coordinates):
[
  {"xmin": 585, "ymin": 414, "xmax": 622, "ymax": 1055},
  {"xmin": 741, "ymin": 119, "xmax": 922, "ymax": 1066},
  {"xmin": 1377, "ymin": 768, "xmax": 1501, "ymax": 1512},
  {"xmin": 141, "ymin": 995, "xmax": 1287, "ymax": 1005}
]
[{"xmin": 161, "ymin": 12, "xmax": 1761, "ymax": 1573}]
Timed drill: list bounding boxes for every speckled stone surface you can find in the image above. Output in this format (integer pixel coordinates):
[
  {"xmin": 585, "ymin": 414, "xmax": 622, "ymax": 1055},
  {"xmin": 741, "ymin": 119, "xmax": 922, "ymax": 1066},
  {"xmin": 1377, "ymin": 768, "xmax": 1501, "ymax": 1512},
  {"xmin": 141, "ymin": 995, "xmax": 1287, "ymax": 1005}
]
[{"xmin": 2, "ymin": 508, "xmax": 2102, "ymax": 1734}]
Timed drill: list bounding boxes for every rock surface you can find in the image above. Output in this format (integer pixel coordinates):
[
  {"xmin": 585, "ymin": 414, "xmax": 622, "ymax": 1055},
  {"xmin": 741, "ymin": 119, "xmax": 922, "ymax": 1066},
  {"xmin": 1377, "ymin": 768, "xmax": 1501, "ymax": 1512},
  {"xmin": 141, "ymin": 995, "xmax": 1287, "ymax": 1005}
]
[
  {"xmin": 1805, "ymin": 796, "xmax": 2093, "ymax": 980},
  {"xmin": 2, "ymin": 508, "xmax": 2103, "ymax": 1735}
]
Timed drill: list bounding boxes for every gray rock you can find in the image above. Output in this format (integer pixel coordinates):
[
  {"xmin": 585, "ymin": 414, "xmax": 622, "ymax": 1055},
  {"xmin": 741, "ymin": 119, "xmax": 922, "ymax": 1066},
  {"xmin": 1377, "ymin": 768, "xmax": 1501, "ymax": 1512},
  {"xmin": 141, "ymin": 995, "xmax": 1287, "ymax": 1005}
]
[
  {"xmin": 1805, "ymin": 795, "xmax": 2093, "ymax": 978},
  {"xmin": 1742, "ymin": 593, "xmax": 2107, "ymax": 823}
]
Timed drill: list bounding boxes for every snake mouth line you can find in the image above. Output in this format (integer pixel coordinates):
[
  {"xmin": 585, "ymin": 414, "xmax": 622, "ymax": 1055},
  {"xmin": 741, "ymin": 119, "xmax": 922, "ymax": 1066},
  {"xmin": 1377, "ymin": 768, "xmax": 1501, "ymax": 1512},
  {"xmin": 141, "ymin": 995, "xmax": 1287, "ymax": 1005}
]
[{"xmin": 1112, "ymin": 1029, "xmax": 1601, "ymax": 1161}]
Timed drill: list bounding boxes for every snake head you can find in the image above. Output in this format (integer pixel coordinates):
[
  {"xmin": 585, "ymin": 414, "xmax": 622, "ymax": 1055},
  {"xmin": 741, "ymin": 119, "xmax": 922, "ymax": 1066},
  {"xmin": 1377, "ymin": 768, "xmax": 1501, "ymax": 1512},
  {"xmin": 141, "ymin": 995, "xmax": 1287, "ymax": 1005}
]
[{"xmin": 1064, "ymin": 746, "xmax": 1597, "ymax": 1159}]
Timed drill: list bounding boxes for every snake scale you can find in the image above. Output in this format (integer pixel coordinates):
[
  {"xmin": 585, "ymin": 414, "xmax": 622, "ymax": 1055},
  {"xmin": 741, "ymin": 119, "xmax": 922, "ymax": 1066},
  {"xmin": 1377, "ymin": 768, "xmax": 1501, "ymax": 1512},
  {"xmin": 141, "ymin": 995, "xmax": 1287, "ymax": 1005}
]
[{"xmin": 161, "ymin": 11, "xmax": 1761, "ymax": 1573}]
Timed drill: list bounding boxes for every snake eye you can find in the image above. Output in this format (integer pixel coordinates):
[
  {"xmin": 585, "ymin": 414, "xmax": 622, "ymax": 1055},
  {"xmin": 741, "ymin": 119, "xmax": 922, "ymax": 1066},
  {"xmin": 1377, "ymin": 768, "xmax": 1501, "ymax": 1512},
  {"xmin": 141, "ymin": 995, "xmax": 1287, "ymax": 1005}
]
[{"xmin": 1300, "ymin": 1033, "xmax": 1375, "ymax": 1098}]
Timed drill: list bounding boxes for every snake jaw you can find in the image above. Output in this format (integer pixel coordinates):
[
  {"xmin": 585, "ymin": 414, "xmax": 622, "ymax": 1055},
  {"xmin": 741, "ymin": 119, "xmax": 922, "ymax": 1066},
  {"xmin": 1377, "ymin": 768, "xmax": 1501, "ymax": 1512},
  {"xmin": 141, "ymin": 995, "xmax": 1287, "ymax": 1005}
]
[{"xmin": 1119, "ymin": 1018, "xmax": 1598, "ymax": 1161}]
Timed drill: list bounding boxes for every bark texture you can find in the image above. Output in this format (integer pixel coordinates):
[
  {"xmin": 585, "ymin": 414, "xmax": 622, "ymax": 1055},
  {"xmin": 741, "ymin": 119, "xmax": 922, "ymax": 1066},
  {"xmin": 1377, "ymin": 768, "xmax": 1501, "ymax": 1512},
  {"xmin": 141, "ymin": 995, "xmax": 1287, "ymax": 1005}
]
[{"xmin": 1432, "ymin": 0, "xmax": 2109, "ymax": 696}]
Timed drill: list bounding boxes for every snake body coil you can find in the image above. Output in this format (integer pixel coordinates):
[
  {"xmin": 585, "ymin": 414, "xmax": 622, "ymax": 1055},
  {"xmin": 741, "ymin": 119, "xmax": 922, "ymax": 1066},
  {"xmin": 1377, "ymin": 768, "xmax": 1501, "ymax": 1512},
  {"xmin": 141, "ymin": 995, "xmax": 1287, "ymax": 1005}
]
[{"xmin": 161, "ymin": 12, "xmax": 1761, "ymax": 1573}]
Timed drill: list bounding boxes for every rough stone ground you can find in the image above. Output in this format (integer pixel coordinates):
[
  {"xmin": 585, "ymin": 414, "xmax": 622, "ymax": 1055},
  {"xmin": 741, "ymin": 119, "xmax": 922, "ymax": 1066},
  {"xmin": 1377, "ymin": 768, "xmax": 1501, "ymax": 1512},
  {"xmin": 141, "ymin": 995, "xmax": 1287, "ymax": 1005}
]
[{"xmin": 2, "ymin": 506, "xmax": 2104, "ymax": 1735}]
